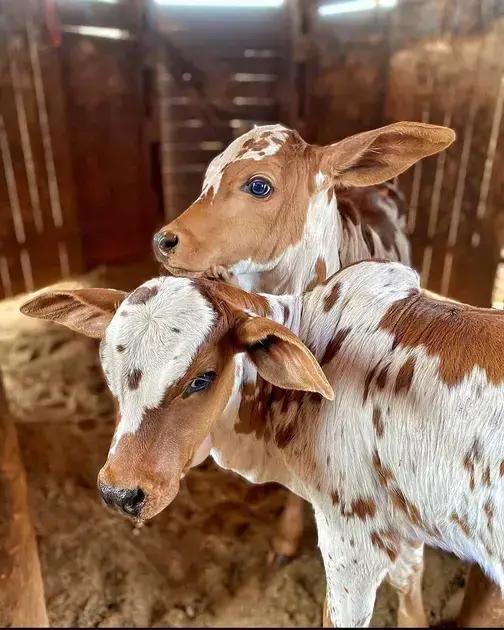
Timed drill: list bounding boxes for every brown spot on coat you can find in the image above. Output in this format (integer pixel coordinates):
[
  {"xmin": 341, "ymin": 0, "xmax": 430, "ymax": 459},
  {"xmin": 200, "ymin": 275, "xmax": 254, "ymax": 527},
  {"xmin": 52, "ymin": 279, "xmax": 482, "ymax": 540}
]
[
  {"xmin": 372, "ymin": 407, "xmax": 384, "ymax": 438},
  {"xmin": 500, "ymin": 460, "xmax": 504, "ymax": 477},
  {"xmin": 339, "ymin": 184, "xmax": 405, "ymax": 254},
  {"xmin": 391, "ymin": 487, "xmax": 421, "ymax": 526},
  {"xmin": 127, "ymin": 368, "xmax": 142, "ymax": 390},
  {"xmin": 348, "ymin": 498, "xmax": 376, "ymax": 521},
  {"xmin": 323, "ymin": 282, "xmax": 341, "ymax": 312},
  {"xmin": 307, "ymin": 258, "xmax": 327, "ymax": 291},
  {"xmin": 463, "ymin": 439, "xmax": 482, "ymax": 491},
  {"xmin": 128, "ymin": 285, "xmax": 159, "ymax": 305},
  {"xmin": 380, "ymin": 292, "xmax": 504, "ymax": 387},
  {"xmin": 321, "ymin": 327, "xmax": 351, "ymax": 366},
  {"xmin": 370, "ymin": 529, "xmax": 399, "ymax": 562},
  {"xmin": 451, "ymin": 512, "xmax": 470, "ymax": 537},
  {"xmin": 464, "ymin": 454, "xmax": 476, "ymax": 491},
  {"xmin": 275, "ymin": 422, "xmax": 296, "ymax": 449},
  {"xmin": 376, "ymin": 364, "xmax": 389, "ymax": 390},
  {"xmin": 361, "ymin": 223, "xmax": 376, "ymax": 257},
  {"xmin": 116, "ymin": 344, "xmax": 125, "ymax": 353},
  {"xmin": 236, "ymin": 381, "xmax": 257, "ymax": 434},
  {"xmin": 363, "ymin": 362, "xmax": 379, "ymax": 403},
  {"xmin": 484, "ymin": 500, "xmax": 494, "ymax": 531},
  {"xmin": 331, "ymin": 489, "xmax": 340, "ymax": 505},
  {"xmin": 395, "ymin": 357, "xmax": 415, "ymax": 394},
  {"xmin": 372, "ymin": 450, "xmax": 394, "ymax": 487},
  {"xmin": 482, "ymin": 466, "xmax": 491, "ymax": 487},
  {"xmin": 338, "ymin": 195, "xmax": 360, "ymax": 226},
  {"xmin": 283, "ymin": 303, "xmax": 290, "ymax": 324},
  {"xmin": 235, "ymin": 137, "xmax": 270, "ymax": 157}
]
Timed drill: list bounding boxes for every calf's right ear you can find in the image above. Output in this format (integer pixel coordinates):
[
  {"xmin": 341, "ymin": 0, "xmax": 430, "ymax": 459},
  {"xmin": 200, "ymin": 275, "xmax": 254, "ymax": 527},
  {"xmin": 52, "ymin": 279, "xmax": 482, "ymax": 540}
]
[
  {"xmin": 20, "ymin": 288, "xmax": 127, "ymax": 339},
  {"xmin": 234, "ymin": 315, "xmax": 334, "ymax": 400}
]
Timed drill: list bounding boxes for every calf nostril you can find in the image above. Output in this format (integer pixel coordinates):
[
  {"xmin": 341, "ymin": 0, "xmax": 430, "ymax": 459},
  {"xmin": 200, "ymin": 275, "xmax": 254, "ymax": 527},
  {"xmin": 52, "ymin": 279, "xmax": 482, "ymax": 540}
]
[
  {"xmin": 154, "ymin": 230, "xmax": 179, "ymax": 254},
  {"xmin": 99, "ymin": 484, "xmax": 146, "ymax": 517},
  {"xmin": 99, "ymin": 484, "xmax": 117, "ymax": 508},
  {"xmin": 121, "ymin": 487, "xmax": 145, "ymax": 516}
]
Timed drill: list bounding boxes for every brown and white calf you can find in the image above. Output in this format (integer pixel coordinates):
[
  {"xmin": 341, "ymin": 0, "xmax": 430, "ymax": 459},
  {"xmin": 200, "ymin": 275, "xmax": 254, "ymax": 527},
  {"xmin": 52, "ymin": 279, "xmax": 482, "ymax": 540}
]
[
  {"xmin": 22, "ymin": 260, "xmax": 504, "ymax": 627},
  {"xmin": 153, "ymin": 120, "xmax": 455, "ymax": 601},
  {"xmin": 152, "ymin": 121, "xmax": 454, "ymax": 296}
]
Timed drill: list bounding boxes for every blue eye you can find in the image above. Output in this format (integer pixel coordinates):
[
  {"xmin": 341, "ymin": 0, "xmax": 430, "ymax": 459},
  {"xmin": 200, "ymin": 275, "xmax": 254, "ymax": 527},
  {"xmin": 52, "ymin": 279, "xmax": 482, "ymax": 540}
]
[
  {"xmin": 183, "ymin": 371, "xmax": 216, "ymax": 398},
  {"xmin": 244, "ymin": 177, "xmax": 272, "ymax": 198}
]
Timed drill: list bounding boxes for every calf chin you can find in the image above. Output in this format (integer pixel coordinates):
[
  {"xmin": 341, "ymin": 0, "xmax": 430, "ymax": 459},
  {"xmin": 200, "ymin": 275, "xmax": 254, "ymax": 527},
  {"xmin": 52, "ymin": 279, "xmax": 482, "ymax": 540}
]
[
  {"xmin": 137, "ymin": 479, "xmax": 181, "ymax": 521},
  {"xmin": 160, "ymin": 261, "xmax": 206, "ymax": 278}
]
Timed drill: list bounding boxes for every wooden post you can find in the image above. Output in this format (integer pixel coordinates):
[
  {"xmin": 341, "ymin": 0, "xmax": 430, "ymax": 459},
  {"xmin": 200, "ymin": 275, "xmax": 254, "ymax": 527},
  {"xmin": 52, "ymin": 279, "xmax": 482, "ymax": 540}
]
[{"xmin": 0, "ymin": 374, "xmax": 48, "ymax": 627}]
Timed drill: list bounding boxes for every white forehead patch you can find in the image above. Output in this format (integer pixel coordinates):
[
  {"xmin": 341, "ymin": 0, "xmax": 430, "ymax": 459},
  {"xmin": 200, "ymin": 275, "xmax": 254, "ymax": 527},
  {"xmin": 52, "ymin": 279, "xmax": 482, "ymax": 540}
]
[
  {"xmin": 101, "ymin": 277, "xmax": 215, "ymax": 452},
  {"xmin": 201, "ymin": 124, "xmax": 289, "ymax": 196}
]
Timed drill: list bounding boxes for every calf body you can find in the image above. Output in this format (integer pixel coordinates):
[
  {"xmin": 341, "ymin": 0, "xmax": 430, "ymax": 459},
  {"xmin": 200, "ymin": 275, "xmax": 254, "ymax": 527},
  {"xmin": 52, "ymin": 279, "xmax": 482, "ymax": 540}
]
[
  {"xmin": 153, "ymin": 120, "xmax": 454, "ymax": 610},
  {"xmin": 211, "ymin": 263, "xmax": 504, "ymax": 625},
  {"xmin": 22, "ymin": 260, "xmax": 504, "ymax": 626}
]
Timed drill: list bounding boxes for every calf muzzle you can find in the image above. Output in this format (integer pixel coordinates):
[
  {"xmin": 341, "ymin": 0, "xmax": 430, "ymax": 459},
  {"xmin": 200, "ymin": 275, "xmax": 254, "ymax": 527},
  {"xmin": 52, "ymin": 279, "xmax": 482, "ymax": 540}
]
[{"xmin": 99, "ymin": 484, "xmax": 145, "ymax": 518}]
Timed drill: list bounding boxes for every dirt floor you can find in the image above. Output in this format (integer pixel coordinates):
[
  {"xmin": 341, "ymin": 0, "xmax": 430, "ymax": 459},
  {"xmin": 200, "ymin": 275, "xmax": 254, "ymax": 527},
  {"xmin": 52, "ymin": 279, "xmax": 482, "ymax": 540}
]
[{"xmin": 1, "ymin": 264, "xmax": 468, "ymax": 627}]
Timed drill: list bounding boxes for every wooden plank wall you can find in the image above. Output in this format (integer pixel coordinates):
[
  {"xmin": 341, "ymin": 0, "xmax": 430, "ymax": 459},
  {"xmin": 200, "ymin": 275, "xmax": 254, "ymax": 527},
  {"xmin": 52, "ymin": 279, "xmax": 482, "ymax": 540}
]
[
  {"xmin": 0, "ymin": 0, "xmax": 82, "ymax": 299},
  {"xmin": 385, "ymin": 0, "xmax": 504, "ymax": 306},
  {"xmin": 56, "ymin": 0, "xmax": 163, "ymax": 269},
  {"xmin": 1, "ymin": 0, "xmax": 503, "ymax": 307},
  {"xmin": 153, "ymin": 2, "xmax": 296, "ymax": 218},
  {"xmin": 305, "ymin": 0, "xmax": 504, "ymax": 306},
  {"xmin": 303, "ymin": 0, "xmax": 392, "ymax": 144}
]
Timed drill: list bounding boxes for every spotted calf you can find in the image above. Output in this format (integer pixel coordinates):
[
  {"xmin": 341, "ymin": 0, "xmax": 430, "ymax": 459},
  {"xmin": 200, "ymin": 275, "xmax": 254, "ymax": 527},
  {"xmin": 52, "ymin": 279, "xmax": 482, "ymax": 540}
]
[
  {"xmin": 22, "ymin": 259, "xmax": 504, "ymax": 627},
  {"xmin": 153, "ymin": 121, "xmax": 454, "ymax": 295},
  {"xmin": 152, "ymin": 118, "xmax": 455, "ymax": 596}
]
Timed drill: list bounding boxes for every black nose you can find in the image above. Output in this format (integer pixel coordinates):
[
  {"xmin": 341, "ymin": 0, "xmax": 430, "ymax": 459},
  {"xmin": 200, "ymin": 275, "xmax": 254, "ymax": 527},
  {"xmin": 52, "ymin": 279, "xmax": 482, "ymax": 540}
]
[
  {"xmin": 99, "ymin": 484, "xmax": 145, "ymax": 517},
  {"xmin": 154, "ymin": 230, "xmax": 179, "ymax": 256}
]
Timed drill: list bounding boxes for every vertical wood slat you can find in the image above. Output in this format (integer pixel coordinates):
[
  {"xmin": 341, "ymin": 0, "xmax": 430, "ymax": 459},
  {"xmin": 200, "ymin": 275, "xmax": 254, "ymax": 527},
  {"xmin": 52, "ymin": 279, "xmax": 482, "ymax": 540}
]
[
  {"xmin": 0, "ymin": 373, "xmax": 48, "ymax": 628},
  {"xmin": 0, "ymin": 0, "xmax": 82, "ymax": 299}
]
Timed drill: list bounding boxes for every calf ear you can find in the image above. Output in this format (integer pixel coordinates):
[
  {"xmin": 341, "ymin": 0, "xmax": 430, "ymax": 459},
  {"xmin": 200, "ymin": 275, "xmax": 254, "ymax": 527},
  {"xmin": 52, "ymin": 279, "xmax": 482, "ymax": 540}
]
[
  {"xmin": 234, "ymin": 316, "xmax": 334, "ymax": 400},
  {"xmin": 20, "ymin": 288, "xmax": 127, "ymax": 339},
  {"xmin": 319, "ymin": 122, "xmax": 455, "ymax": 188}
]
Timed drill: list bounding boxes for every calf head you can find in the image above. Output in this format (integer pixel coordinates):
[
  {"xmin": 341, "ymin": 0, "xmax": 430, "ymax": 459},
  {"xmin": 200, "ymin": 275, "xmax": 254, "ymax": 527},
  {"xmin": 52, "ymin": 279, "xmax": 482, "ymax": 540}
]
[
  {"xmin": 154, "ymin": 122, "xmax": 455, "ymax": 281},
  {"xmin": 21, "ymin": 279, "xmax": 332, "ymax": 520}
]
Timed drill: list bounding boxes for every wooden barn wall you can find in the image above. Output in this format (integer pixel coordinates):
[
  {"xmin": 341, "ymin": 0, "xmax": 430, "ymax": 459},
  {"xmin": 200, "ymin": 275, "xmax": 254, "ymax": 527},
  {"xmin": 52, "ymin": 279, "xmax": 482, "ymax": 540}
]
[
  {"xmin": 154, "ymin": 3, "xmax": 297, "ymax": 218},
  {"xmin": 0, "ymin": 0, "xmax": 82, "ymax": 299},
  {"xmin": 56, "ymin": 0, "xmax": 163, "ymax": 269},
  {"xmin": 385, "ymin": 0, "xmax": 504, "ymax": 306},
  {"xmin": 2, "ymin": 0, "xmax": 503, "ymax": 307},
  {"xmin": 308, "ymin": 0, "xmax": 504, "ymax": 306},
  {"xmin": 303, "ymin": 1, "xmax": 391, "ymax": 144}
]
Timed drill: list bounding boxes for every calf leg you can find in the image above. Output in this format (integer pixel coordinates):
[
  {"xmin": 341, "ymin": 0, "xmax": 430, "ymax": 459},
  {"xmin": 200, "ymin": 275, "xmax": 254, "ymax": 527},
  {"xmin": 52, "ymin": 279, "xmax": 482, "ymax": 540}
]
[
  {"xmin": 323, "ymin": 595, "xmax": 333, "ymax": 628},
  {"xmin": 315, "ymin": 513, "xmax": 390, "ymax": 627},
  {"xmin": 457, "ymin": 565, "xmax": 504, "ymax": 627},
  {"xmin": 269, "ymin": 492, "xmax": 305, "ymax": 564},
  {"xmin": 387, "ymin": 541, "xmax": 427, "ymax": 627}
]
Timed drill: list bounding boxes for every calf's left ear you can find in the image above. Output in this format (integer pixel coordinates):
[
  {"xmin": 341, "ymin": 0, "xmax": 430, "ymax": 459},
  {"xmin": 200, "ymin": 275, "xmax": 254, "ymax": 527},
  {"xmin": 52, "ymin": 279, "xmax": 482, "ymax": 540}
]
[
  {"xmin": 234, "ymin": 316, "xmax": 334, "ymax": 400},
  {"xmin": 320, "ymin": 121, "xmax": 456, "ymax": 188},
  {"xmin": 20, "ymin": 288, "xmax": 127, "ymax": 339}
]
